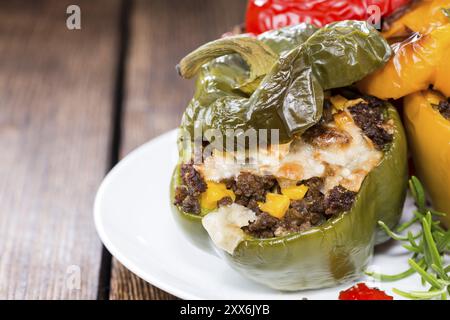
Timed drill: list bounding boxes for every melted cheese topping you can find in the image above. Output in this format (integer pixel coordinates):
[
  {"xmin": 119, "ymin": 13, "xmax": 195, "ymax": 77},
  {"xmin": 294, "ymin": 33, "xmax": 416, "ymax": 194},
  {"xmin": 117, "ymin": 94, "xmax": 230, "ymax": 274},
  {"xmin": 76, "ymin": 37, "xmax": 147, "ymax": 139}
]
[
  {"xmin": 202, "ymin": 204, "xmax": 256, "ymax": 254},
  {"xmin": 195, "ymin": 109, "xmax": 383, "ymax": 193}
]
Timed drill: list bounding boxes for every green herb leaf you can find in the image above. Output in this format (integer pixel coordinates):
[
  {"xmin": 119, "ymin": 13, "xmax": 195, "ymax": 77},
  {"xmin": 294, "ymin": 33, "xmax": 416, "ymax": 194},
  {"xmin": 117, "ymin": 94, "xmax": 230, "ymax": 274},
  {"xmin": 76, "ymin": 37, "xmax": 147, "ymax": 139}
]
[
  {"xmin": 422, "ymin": 215, "xmax": 443, "ymax": 271},
  {"xmin": 402, "ymin": 244, "xmax": 421, "ymax": 253},
  {"xmin": 437, "ymin": 230, "xmax": 450, "ymax": 252},
  {"xmin": 396, "ymin": 216, "xmax": 419, "ymax": 232},
  {"xmin": 407, "ymin": 231, "xmax": 420, "ymax": 248},
  {"xmin": 393, "ymin": 287, "xmax": 447, "ymax": 300},
  {"xmin": 429, "ymin": 209, "xmax": 447, "ymax": 217},
  {"xmin": 378, "ymin": 221, "xmax": 419, "ymax": 241},
  {"xmin": 431, "ymin": 264, "xmax": 448, "ymax": 281},
  {"xmin": 368, "ymin": 176, "xmax": 450, "ymax": 300},
  {"xmin": 409, "ymin": 176, "xmax": 426, "ymax": 213},
  {"xmin": 365, "ymin": 259, "xmax": 425, "ymax": 282},
  {"xmin": 408, "ymin": 259, "xmax": 442, "ymax": 289}
]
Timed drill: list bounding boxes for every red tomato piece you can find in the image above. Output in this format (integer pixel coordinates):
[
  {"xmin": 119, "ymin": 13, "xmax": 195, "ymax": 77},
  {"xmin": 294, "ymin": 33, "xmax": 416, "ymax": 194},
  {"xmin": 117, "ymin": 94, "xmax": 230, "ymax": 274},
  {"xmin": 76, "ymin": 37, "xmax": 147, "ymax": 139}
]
[{"xmin": 339, "ymin": 282, "xmax": 394, "ymax": 300}]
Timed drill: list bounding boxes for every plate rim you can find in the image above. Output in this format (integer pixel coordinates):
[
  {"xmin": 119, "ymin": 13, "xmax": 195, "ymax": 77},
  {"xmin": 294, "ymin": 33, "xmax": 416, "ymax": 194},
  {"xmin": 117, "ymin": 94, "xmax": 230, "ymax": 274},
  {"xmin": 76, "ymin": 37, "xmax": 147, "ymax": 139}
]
[
  {"xmin": 93, "ymin": 129, "xmax": 419, "ymax": 300},
  {"xmin": 94, "ymin": 129, "xmax": 202, "ymax": 300}
]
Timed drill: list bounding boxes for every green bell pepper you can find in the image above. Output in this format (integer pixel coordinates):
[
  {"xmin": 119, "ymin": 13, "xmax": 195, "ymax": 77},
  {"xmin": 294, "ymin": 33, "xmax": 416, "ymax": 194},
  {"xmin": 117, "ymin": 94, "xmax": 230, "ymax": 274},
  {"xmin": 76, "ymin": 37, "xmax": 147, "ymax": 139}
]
[
  {"xmin": 171, "ymin": 20, "xmax": 406, "ymax": 290},
  {"xmin": 171, "ymin": 104, "xmax": 407, "ymax": 290},
  {"xmin": 225, "ymin": 105, "xmax": 407, "ymax": 290},
  {"xmin": 178, "ymin": 21, "xmax": 391, "ymax": 144}
]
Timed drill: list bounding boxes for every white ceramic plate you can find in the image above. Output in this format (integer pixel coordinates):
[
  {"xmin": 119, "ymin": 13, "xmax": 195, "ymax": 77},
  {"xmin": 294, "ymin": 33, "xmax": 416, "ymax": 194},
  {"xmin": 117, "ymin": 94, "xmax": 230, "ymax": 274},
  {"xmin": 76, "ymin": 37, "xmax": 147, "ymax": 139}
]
[{"xmin": 94, "ymin": 129, "xmax": 426, "ymax": 300}]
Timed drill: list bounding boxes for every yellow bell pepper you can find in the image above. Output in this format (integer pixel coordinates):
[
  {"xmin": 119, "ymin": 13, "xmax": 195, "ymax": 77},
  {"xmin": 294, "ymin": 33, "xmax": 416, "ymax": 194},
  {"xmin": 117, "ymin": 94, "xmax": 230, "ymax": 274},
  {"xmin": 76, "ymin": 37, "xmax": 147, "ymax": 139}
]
[
  {"xmin": 404, "ymin": 90, "xmax": 450, "ymax": 227},
  {"xmin": 330, "ymin": 95, "xmax": 348, "ymax": 111},
  {"xmin": 358, "ymin": 24, "xmax": 450, "ymax": 99},
  {"xmin": 258, "ymin": 193, "xmax": 290, "ymax": 219},
  {"xmin": 330, "ymin": 95, "xmax": 366, "ymax": 112},
  {"xmin": 333, "ymin": 111, "xmax": 353, "ymax": 130},
  {"xmin": 200, "ymin": 181, "xmax": 236, "ymax": 210},
  {"xmin": 383, "ymin": 0, "xmax": 450, "ymax": 39},
  {"xmin": 281, "ymin": 184, "xmax": 309, "ymax": 201}
]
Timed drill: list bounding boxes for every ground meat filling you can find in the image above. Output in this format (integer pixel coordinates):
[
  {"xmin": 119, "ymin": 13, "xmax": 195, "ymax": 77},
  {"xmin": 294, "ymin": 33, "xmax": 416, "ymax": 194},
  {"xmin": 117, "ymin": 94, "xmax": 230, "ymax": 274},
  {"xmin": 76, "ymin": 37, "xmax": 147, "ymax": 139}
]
[
  {"xmin": 181, "ymin": 163, "xmax": 207, "ymax": 195},
  {"xmin": 349, "ymin": 101, "xmax": 393, "ymax": 150},
  {"xmin": 217, "ymin": 196, "xmax": 233, "ymax": 207},
  {"xmin": 233, "ymin": 173, "xmax": 277, "ymax": 201},
  {"xmin": 244, "ymin": 212, "xmax": 279, "ymax": 239},
  {"xmin": 277, "ymin": 177, "xmax": 326, "ymax": 235},
  {"xmin": 243, "ymin": 176, "xmax": 356, "ymax": 238},
  {"xmin": 174, "ymin": 163, "xmax": 206, "ymax": 214},
  {"xmin": 231, "ymin": 173, "xmax": 277, "ymax": 213},
  {"xmin": 173, "ymin": 168, "xmax": 359, "ymax": 237},
  {"xmin": 175, "ymin": 97, "xmax": 388, "ymax": 235},
  {"xmin": 436, "ymin": 100, "xmax": 450, "ymax": 120},
  {"xmin": 324, "ymin": 186, "xmax": 357, "ymax": 216}
]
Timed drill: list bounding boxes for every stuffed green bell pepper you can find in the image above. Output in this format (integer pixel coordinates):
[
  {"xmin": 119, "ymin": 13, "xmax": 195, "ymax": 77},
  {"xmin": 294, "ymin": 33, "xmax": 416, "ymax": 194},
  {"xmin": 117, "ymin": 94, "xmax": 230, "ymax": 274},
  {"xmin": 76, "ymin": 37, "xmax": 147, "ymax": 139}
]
[{"xmin": 171, "ymin": 21, "xmax": 408, "ymax": 290}]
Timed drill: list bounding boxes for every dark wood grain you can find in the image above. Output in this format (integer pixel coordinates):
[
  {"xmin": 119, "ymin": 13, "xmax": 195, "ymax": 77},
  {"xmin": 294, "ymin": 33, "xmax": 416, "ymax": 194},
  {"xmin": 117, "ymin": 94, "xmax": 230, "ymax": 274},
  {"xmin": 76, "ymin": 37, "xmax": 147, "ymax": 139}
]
[
  {"xmin": 0, "ymin": 0, "xmax": 120, "ymax": 299},
  {"xmin": 109, "ymin": 0, "xmax": 247, "ymax": 300}
]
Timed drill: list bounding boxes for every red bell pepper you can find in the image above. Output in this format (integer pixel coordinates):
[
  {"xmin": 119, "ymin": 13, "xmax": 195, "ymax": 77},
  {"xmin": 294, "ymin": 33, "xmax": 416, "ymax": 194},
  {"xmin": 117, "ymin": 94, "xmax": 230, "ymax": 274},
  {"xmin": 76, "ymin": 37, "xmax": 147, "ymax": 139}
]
[{"xmin": 246, "ymin": 0, "xmax": 411, "ymax": 34}]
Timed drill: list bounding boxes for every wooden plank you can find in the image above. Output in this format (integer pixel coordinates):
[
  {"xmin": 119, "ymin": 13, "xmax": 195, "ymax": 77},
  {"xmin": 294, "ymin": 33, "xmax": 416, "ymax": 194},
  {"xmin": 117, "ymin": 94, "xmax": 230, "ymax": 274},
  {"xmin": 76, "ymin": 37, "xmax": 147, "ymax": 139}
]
[
  {"xmin": 109, "ymin": 0, "xmax": 248, "ymax": 300},
  {"xmin": 0, "ymin": 0, "xmax": 120, "ymax": 299}
]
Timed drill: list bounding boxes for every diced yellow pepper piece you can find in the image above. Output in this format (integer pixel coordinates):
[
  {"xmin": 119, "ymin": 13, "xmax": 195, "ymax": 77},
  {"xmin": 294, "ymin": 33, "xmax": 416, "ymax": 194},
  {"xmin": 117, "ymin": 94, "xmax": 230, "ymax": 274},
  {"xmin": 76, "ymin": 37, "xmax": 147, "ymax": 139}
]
[
  {"xmin": 258, "ymin": 193, "xmax": 290, "ymax": 219},
  {"xmin": 200, "ymin": 181, "xmax": 236, "ymax": 210},
  {"xmin": 344, "ymin": 98, "xmax": 365, "ymax": 108},
  {"xmin": 333, "ymin": 111, "xmax": 353, "ymax": 129},
  {"xmin": 281, "ymin": 184, "xmax": 309, "ymax": 201},
  {"xmin": 330, "ymin": 95, "xmax": 348, "ymax": 111},
  {"xmin": 330, "ymin": 95, "xmax": 366, "ymax": 114}
]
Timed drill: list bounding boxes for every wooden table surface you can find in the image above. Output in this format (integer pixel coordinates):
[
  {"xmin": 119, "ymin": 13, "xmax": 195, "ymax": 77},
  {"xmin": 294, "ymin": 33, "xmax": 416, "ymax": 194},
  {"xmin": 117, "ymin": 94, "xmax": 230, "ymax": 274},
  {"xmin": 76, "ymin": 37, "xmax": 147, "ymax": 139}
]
[{"xmin": 0, "ymin": 0, "xmax": 247, "ymax": 300}]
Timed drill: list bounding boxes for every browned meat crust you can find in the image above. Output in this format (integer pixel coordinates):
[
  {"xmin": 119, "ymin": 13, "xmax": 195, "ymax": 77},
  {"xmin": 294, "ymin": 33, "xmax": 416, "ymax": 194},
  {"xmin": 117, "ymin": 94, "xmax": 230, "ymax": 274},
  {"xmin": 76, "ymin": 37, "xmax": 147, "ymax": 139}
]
[
  {"xmin": 349, "ymin": 101, "xmax": 393, "ymax": 149},
  {"xmin": 302, "ymin": 125, "xmax": 351, "ymax": 148}
]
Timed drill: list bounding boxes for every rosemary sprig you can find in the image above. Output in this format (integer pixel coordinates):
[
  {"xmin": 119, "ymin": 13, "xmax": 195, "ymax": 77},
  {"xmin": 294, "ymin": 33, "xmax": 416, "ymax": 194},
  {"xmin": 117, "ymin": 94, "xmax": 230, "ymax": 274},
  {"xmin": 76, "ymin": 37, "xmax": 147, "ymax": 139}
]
[{"xmin": 365, "ymin": 176, "xmax": 450, "ymax": 300}]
